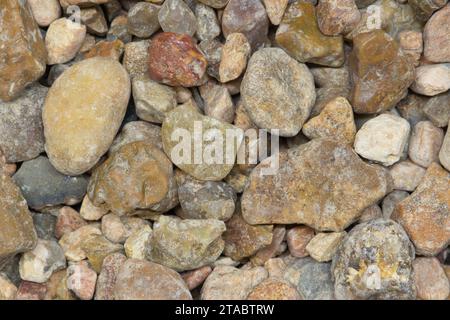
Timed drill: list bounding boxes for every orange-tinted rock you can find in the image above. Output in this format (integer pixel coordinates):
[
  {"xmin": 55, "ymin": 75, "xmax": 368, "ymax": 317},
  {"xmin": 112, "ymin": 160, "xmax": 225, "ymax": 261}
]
[
  {"xmin": 247, "ymin": 278, "xmax": 301, "ymax": 300},
  {"xmin": 413, "ymin": 257, "xmax": 450, "ymax": 300},
  {"xmin": 317, "ymin": 0, "xmax": 361, "ymax": 36},
  {"xmin": 83, "ymin": 39, "xmax": 124, "ymax": 61},
  {"xmin": 349, "ymin": 30, "xmax": 415, "ymax": 114},
  {"xmin": 286, "ymin": 226, "xmax": 315, "ymax": 258},
  {"xmin": 148, "ymin": 32, "xmax": 207, "ymax": 87},
  {"xmin": 181, "ymin": 266, "xmax": 212, "ymax": 290},
  {"xmin": 0, "ymin": 0, "xmax": 46, "ymax": 101},
  {"xmin": 55, "ymin": 207, "xmax": 88, "ymax": 239},
  {"xmin": 392, "ymin": 163, "xmax": 450, "ymax": 256}
]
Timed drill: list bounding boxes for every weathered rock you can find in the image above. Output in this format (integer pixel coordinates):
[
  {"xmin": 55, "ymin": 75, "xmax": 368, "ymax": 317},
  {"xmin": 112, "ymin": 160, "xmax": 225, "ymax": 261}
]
[
  {"xmin": 306, "ymin": 232, "xmax": 346, "ymax": 263},
  {"xmin": 19, "ymin": 239, "xmax": 66, "ymax": 283},
  {"xmin": 349, "ymin": 30, "xmax": 415, "ymax": 114},
  {"xmin": 413, "ymin": 257, "xmax": 450, "ymax": 300},
  {"xmin": 251, "ymin": 226, "xmax": 286, "ymax": 266},
  {"xmin": 247, "ymin": 278, "xmax": 301, "ymax": 300},
  {"xmin": 198, "ymin": 0, "xmax": 229, "ymax": 8},
  {"xmin": 0, "ymin": 0, "xmax": 47, "ymax": 102},
  {"xmin": 409, "ymin": 0, "xmax": 448, "ymax": 22},
  {"xmin": 58, "ymin": 225, "xmax": 102, "ymax": 261},
  {"xmin": 148, "ymin": 32, "xmax": 207, "ymax": 87},
  {"xmin": 82, "ymin": 39, "xmax": 124, "ymax": 61},
  {"xmin": 423, "ymin": 91, "xmax": 450, "ymax": 127},
  {"xmin": 0, "ymin": 150, "xmax": 16, "ymax": 177},
  {"xmin": 195, "ymin": 3, "xmax": 221, "ymax": 41},
  {"xmin": 390, "ymin": 161, "xmax": 426, "ymax": 192},
  {"xmin": 110, "ymin": 121, "xmax": 162, "ymax": 154},
  {"xmin": 88, "ymin": 141, "xmax": 172, "ymax": 216},
  {"xmin": 181, "ymin": 266, "xmax": 212, "ymax": 291},
  {"xmin": 263, "ymin": 0, "xmax": 288, "ymax": 25},
  {"xmin": 0, "ymin": 84, "xmax": 47, "ymax": 163},
  {"xmin": 411, "ymin": 64, "xmax": 450, "ymax": 96},
  {"xmin": 219, "ymin": 33, "xmax": 251, "ymax": 83},
  {"xmin": 223, "ymin": 210, "xmax": 273, "ymax": 261},
  {"xmin": 132, "ymin": 75, "xmax": 177, "ymax": 124},
  {"xmin": 95, "ymin": 253, "xmax": 127, "ymax": 300},
  {"xmin": 199, "ymin": 80, "xmax": 235, "ymax": 123},
  {"xmin": 13, "ymin": 156, "xmax": 88, "ymax": 210},
  {"xmin": 382, "ymin": 190, "xmax": 410, "ymax": 219},
  {"xmin": 276, "ymin": 2, "xmax": 344, "ymax": 67},
  {"xmin": 82, "ymin": 235, "xmax": 123, "ymax": 273},
  {"xmin": 16, "ymin": 281, "xmax": 47, "ymax": 300},
  {"xmin": 398, "ymin": 30, "xmax": 423, "ymax": 67},
  {"xmin": 162, "ymin": 104, "xmax": 244, "ymax": 181},
  {"xmin": 55, "ymin": 206, "xmax": 87, "ymax": 239},
  {"xmin": 440, "ymin": 122, "xmax": 450, "ymax": 171},
  {"xmin": 28, "ymin": 0, "xmax": 61, "ymax": 27},
  {"xmin": 222, "ymin": 0, "xmax": 269, "ymax": 50},
  {"xmin": 79, "ymin": 195, "xmax": 108, "ymax": 221},
  {"xmin": 32, "ymin": 213, "xmax": 57, "ymax": 240},
  {"xmin": 286, "ymin": 226, "xmax": 315, "ymax": 258},
  {"xmin": 242, "ymin": 139, "xmax": 392, "ymax": 231},
  {"xmin": 201, "ymin": 265, "xmax": 268, "ymax": 300},
  {"xmin": 423, "ymin": 4, "xmax": 450, "ymax": 63},
  {"xmin": 114, "ymin": 259, "xmax": 192, "ymax": 300},
  {"xmin": 332, "ymin": 219, "xmax": 416, "ymax": 300},
  {"xmin": 199, "ymin": 39, "xmax": 223, "ymax": 80},
  {"xmin": 317, "ymin": 0, "xmax": 361, "ymax": 36},
  {"xmin": 80, "ymin": 5, "xmax": 108, "ymax": 36},
  {"xmin": 408, "ymin": 121, "xmax": 444, "ymax": 168},
  {"xmin": 102, "ymin": 214, "xmax": 149, "ymax": 244},
  {"xmin": 67, "ymin": 261, "xmax": 97, "ymax": 300},
  {"xmin": 241, "ymin": 48, "xmax": 316, "ymax": 137},
  {"xmin": 43, "ymin": 57, "xmax": 130, "ymax": 175},
  {"xmin": 147, "ymin": 216, "xmax": 226, "ymax": 271},
  {"xmin": 392, "ymin": 163, "xmax": 450, "ymax": 256},
  {"xmin": 124, "ymin": 225, "xmax": 152, "ymax": 260},
  {"xmin": 158, "ymin": 0, "xmax": 196, "ymax": 36},
  {"xmin": 46, "ymin": 18, "xmax": 86, "ymax": 65},
  {"xmin": 397, "ymin": 93, "xmax": 428, "ymax": 127},
  {"xmin": 0, "ymin": 274, "xmax": 17, "ymax": 300},
  {"xmin": 354, "ymin": 114, "xmax": 411, "ymax": 166},
  {"xmin": 123, "ymin": 40, "xmax": 150, "ymax": 78},
  {"xmin": 302, "ymin": 97, "xmax": 356, "ymax": 145},
  {"xmin": 127, "ymin": 2, "xmax": 160, "ymax": 38},
  {"xmin": 358, "ymin": 204, "xmax": 383, "ymax": 223}
]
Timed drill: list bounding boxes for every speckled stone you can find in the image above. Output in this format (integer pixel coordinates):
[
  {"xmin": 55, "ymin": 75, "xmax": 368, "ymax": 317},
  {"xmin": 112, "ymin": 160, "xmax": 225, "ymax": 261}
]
[
  {"xmin": 67, "ymin": 261, "xmax": 97, "ymax": 300},
  {"xmin": 390, "ymin": 161, "xmax": 426, "ymax": 192},
  {"xmin": 408, "ymin": 121, "xmax": 444, "ymax": 168},
  {"xmin": 80, "ymin": 5, "xmax": 108, "ymax": 36},
  {"xmin": 58, "ymin": 225, "xmax": 102, "ymax": 261},
  {"xmin": 247, "ymin": 278, "xmax": 301, "ymax": 300},
  {"xmin": 158, "ymin": 0, "xmax": 197, "ymax": 36},
  {"xmin": 109, "ymin": 121, "xmax": 162, "ymax": 154},
  {"xmin": 263, "ymin": 0, "xmax": 289, "ymax": 25},
  {"xmin": 317, "ymin": 0, "xmax": 361, "ymax": 36},
  {"xmin": 423, "ymin": 91, "xmax": 450, "ymax": 128},
  {"xmin": 95, "ymin": 253, "xmax": 127, "ymax": 300},
  {"xmin": 410, "ymin": 64, "xmax": 450, "ymax": 96},
  {"xmin": 127, "ymin": 2, "xmax": 160, "ymax": 38},
  {"xmin": 200, "ymin": 80, "xmax": 235, "ymax": 123},
  {"xmin": 413, "ymin": 257, "xmax": 450, "ymax": 300},
  {"xmin": 306, "ymin": 232, "xmax": 346, "ymax": 263},
  {"xmin": 55, "ymin": 206, "xmax": 87, "ymax": 239},
  {"xmin": 219, "ymin": 33, "xmax": 251, "ymax": 83},
  {"xmin": 195, "ymin": 3, "xmax": 221, "ymax": 41},
  {"xmin": 423, "ymin": 4, "xmax": 450, "ymax": 63}
]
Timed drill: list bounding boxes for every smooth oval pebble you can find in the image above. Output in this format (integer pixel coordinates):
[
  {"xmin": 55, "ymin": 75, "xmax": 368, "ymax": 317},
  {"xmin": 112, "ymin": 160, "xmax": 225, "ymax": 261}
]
[{"xmin": 43, "ymin": 57, "xmax": 131, "ymax": 176}]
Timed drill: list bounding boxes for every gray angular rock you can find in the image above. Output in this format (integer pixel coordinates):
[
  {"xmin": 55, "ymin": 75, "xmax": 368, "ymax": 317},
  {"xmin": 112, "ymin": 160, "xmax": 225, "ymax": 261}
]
[
  {"xmin": 127, "ymin": 2, "xmax": 160, "ymax": 38},
  {"xmin": 158, "ymin": 0, "xmax": 197, "ymax": 36}
]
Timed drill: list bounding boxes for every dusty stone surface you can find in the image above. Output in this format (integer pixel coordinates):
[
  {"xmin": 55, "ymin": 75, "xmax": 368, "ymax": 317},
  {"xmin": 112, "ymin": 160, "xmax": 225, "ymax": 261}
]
[
  {"xmin": 67, "ymin": 261, "xmax": 97, "ymax": 300},
  {"xmin": 306, "ymin": 232, "xmax": 346, "ymax": 263},
  {"xmin": 95, "ymin": 253, "xmax": 127, "ymax": 300},
  {"xmin": 392, "ymin": 163, "xmax": 450, "ymax": 256},
  {"xmin": 55, "ymin": 207, "xmax": 87, "ymax": 239},
  {"xmin": 123, "ymin": 40, "xmax": 150, "ymax": 78},
  {"xmin": 195, "ymin": 3, "xmax": 221, "ymax": 41},
  {"xmin": 332, "ymin": 219, "xmax": 416, "ymax": 300},
  {"xmin": 423, "ymin": 4, "xmax": 450, "ymax": 63},
  {"xmin": 408, "ymin": 121, "xmax": 444, "ymax": 168},
  {"xmin": 219, "ymin": 33, "xmax": 251, "ymax": 83},
  {"xmin": 354, "ymin": 114, "xmax": 411, "ymax": 166},
  {"xmin": 390, "ymin": 161, "xmax": 426, "ymax": 192},
  {"xmin": 127, "ymin": 2, "xmax": 160, "ymax": 38},
  {"xmin": 247, "ymin": 278, "xmax": 301, "ymax": 300},
  {"xmin": 411, "ymin": 64, "xmax": 450, "ymax": 96},
  {"xmin": 43, "ymin": 57, "xmax": 131, "ymax": 176},
  {"xmin": 317, "ymin": 0, "xmax": 361, "ymax": 36},
  {"xmin": 114, "ymin": 259, "xmax": 192, "ymax": 300},
  {"xmin": 241, "ymin": 48, "xmax": 316, "ymax": 137},
  {"xmin": 28, "ymin": 0, "xmax": 61, "ymax": 27},
  {"xmin": 242, "ymin": 139, "xmax": 392, "ymax": 231},
  {"xmin": 413, "ymin": 257, "xmax": 450, "ymax": 300},
  {"xmin": 0, "ymin": 0, "xmax": 47, "ymax": 102},
  {"xmin": 263, "ymin": 0, "xmax": 289, "ymax": 25},
  {"xmin": 199, "ymin": 80, "xmax": 235, "ymax": 123}
]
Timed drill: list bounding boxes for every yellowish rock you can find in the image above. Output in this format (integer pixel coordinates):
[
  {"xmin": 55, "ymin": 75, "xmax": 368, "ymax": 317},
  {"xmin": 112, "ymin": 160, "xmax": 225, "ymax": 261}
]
[{"xmin": 306, "ymin": 232, "xmax": 346, "ymax": 262}]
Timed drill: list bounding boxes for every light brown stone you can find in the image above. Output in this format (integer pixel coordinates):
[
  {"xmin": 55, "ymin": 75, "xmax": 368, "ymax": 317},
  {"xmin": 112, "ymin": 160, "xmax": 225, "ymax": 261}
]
[{"xmin": 219, "ymin": 33, "xmax": 251, "ymax": 83}]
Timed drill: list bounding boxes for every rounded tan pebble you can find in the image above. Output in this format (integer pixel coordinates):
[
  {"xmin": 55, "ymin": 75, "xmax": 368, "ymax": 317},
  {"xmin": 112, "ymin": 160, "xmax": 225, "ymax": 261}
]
[
  {"xmin": 411, "ymin": 64, "xmax": 450, "ymax": 96},
  {"xmin": 181, "ymin": 266, "xmax": 213, "ymax": 290},
  {"xmin": 28, "ymin": 0, "xmax": 61, "ymax": 27},
  {"xmin": 0, "ymin": 274, "xmax": 17, "ymax": 300},
  {"xmin": 423, "ymin": 4, "xmax": 450, "ymax": 63},
  {"xmin": 80, "ymin": 195, "xmax": 109, "ymax": 221},
  {"xmin": 408, "ymin": 121, "xmax": 444, "ymax": 168},
  {"xmin": 247, "ymin": 278, "xmax": 301, "ymax": 300},
  {"xmin": 263, "ymin": 0, "xmax": 289, "ymax": 25},
  {"xmin": 219, "ymin": 33, "xmax": 251, "ymax": 83},
  {"xmin": 43, "ymin": 57, "xmax": 131, "ymax": 176},
  {"xmin": 389, "ymin": 160, "xmax": 426, "ymax": 192},
  {"xmin": 413, "ymin": 257, "xmax": 450, "ymax": 300}
]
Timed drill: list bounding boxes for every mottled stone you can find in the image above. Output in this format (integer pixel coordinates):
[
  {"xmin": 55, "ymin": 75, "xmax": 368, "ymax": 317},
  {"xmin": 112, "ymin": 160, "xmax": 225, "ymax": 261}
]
[
  {"xmin": 88, "ymin": 141, "xmax": 173, "ymax": 216},
  {"xmin": 306, "ymin": 232, "xmax": 346, "ymax": 263},
  {"xmin": 133, "ymin": 75, "xmax": 177, "ymax": 123},
  {"xmin": 0, "ymin": 274, "xmax": 17, "ymax": 300},
  {"xmin": 200, "ymin": 80, "xmax": 235, "ymax": 123},
  {"xmin": 413, "ymin": 257, "xmax": 450, "ymax": 300},
  {"xmin": 247, "ymin": 278, "xmax": 301, "ymax": 300},
  {"xmin": 67, "ymin": 261, "xmax": 97, "ymax": 300},
  {"xmin": 397, "ymin": 93, "xmax": 428, "ymax": 127},
  {"xmin": 82, "ymin": 235, "xmax": 123, "ymax": 273},
  {"xmin": 423, "ymin": 91, "xmax": 450, "ymax": 127},
  {"xmin": 201, "ymin": 265, "xmax": 268, "ymax": 300},
  {"xmin": 95, "ymin": 253, "xmax": 127, "ymax": 300},
  {"xmin": 0, "ymin": 83, "xmax": 47, "ymax": 163},
  {"xmin": 317, "ymin": 0, "xmax": 361, "ymax": 36},
  {"xmin": 219, "ymin": 33, "xmax": 251, "ymax": 83},
  {"xmin": 114, "ymin": 259, "xmax": 192, "ymax": 300},
  {"xmin": 58, "ymin": 225, "xmax": 102, "ymax": 261},
  {"xmin": 423, "ymin": 4, "xmax": 450, "ymax": 63},
  {"xmin": 409, "ymin": 0, "xmax": 448, "ymax": 22},
  {"xmin": 354, "ymin": 114, "xmax": 411, "ymax": 166},
  {"xmin": 16, "ymin": 281, "xmax": 46, "ymax": 300},
  {"xmin": 242, "ymin": 139, "xmax": 392, "ymax": 231},
  {"xmin": 28, "ymin": 0, "xmax": 61, "ymax": 27},
  {"xmin": 332, "ymin": 219, "xmax": 416, "ymax": 300},
  {"xmin": 147, "ymin": 216, "xmax": 225, "ymax": 271},
  {"xmin": 195, "ymin": 3, "xmax": 221, "ymax": 41},
  {"xmin": 19, "ymin": 239, "xmax": 66, "ymax": 283},
  {"xmin": 148, "ymin": 32, "xmax": 207, "ymax": 87},
  {"xmin": 222, "ymin": 0, "xmax": 269, "ymax": 50},
  {"xmin": 241, "ymin": 48, "xmax": 316, "ymax": 137},
  {"xmin": 408, "ymin": 121, "xmax": 444, "ymax": 168},
  {"xmin": 55, "ymin": 207, "xmax": 87, "ymax": 239},
  {"xmin": 110, "ymin": 121, "xmax": 162, "ymax": 154},
  {"xmin": 263, "ymin": 0, "xmax": 288, "ymax": 25},
  {"xmin": 411, "ymin": 64, "xmax": 450, "ymax": 96},
  {"xmin": 83, "ymin": 39, "xmax": 125, "ymax": 61},
  {"xmin": 440, "ymin": 123, "xmax": 450, "ymax": 171},
  {"xmin": 398, "ymin": 30, "xmax": 423, "ymax": 67},
  {"xmin": 251, "ymin": 226, "xmax": 286, "ymax": 266},
  {"xmin": 123, "ymin": 40, "xmax": 150, "ymax": 78},
  {"xmin": 358, "ymin": 204, "xmax": 383, "ymax": 223},
  {"xmin": 181, "ymin": 266, "xmax": 213, "ymax": 291},
  {"xmin": 102, "ymin": 214, "xmax": 149, "ymax": 244},
  {"xmin": 32, "ymin": 213, "xmax": 57, "ymax": 240},
  {"xmin": 43, "ymin": 57, "xmax": 131, "ymax": 175},
  {"xmin": 158, "ymin": 0, "xmax": 196, "ymax": 36},
  {"xmin": 13, "ymin": 156, "xmax": 88, "ymax": 210},
  {"xmin": 392, "ymin": 163, "xmax": 450, "ymax": 256},
  {"xmin": 286, "ymin": 226, "xmax": 315, "ymax": 258},
  {"xmin": 124, "ymin": 225, "xmax": 152, "ymax": 260},
  {"xmin": 382, "ymin": 190, "xmax": 409, "ymax": 219},
  {"xmin": 127, "ymin": 2, "xmax": 160, "ymax": 38},
  {"xmin": 302, "ymin": 97, "xmax": 356, "ymax": 145},
  {"xmin": 80, "ymin": 5, "xmax": 108, "ymax": 36},
  {"xmin": 199, "ymin": 39, "xmax": 223, "ymax": 80},
  {"xmin": 0, "ymin": 0, "xmax": 46, "ymax": 102},
  {"xmin": 276, "ymin": 2, "xmax": 344, "ymax": 67},
  {"xmin": 80, "ymin": 195, "xmax": 108, "ymax": 221},
  {"xmin": 162, "ymin": 104, "xmax": 244, "ymax": 181},
  {"xmin": 349, "ymin": 30, "xmax": 415, "ymax": 114},
  {"xmin": 390, "ymin": 161, "xmax": 426, "ymax": 192}
]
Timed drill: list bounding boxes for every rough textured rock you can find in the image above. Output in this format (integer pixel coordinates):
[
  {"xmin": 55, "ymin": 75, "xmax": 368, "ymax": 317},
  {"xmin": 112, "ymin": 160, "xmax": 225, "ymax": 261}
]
[
  {"xmin": 247, "ymin": 278, "xmax": 301, "ymax": 300},
  {"xmin": 110, "ymin": 121, "xmax": 162, "ymax": 154},
  {"xmin": 199, "ymin": 39, "xmax": 223, "ymax": 80},
  {"xmin": 263, "ymin": 0, "xmax": 289, "ymax": 25},
  {"xmin": 354, "ymin": 114, "xmax": 411, "ymax": 166},
  {"xmin": 132, "ymin": 75, "xmax": 177, "ymax": 124},
  {"xmin": 317, "ymin": 0, "xmax": 361, "ymax": 36},
  {"xmin": 201, "ymin": 266, "xmax": 268, "ymax": 300},
  {"xmin": 102, "ymin": 214, "xmax": 149, "ymax": 244},
  {"xmin": 159, "ymin": 0, "xmax": 196, "ymax": 36},
  {"xmin": 80, "ymin": 5, "xmax": 108, "ymax": 36},
  {"xmin": 250, "ymin": 226, "xmax": 286, "ymax": 266},
  {"xmin": 80, "ymin": 195, "xmax": 108, "ymax": 221},
  {"xmin": 242, "ymin": 139, "xmax": 392, "ymax": 231},
  {"xmin": 124, "ymin": 225, "xmax": 152, "ymax": 260},
  {"xmin": 349, "ymin": 30, "xmax": 415, "ymax": 114},
  {"xmin": 148, "ymin": 32, "xmax": 207, "ymax": 87},
  {"xmin": 241, "ymin": 48, "xmax": 316, "ymax": 137},
  {"xmin": 398, "ymin": 30, "xmax": 423, "ymax": 67},
  {"xmin": 408, "ymin": 121, "xmax": 444, "ymax": 168},
  {"xmin": 46, "ymin": 18, "xmax": 86, "ymax": 65},
  {"xmin": 219, "ymin": 33, "xmax": 251, "ymax": 83},
  {"xmin": 43, "ymin": 57, "xmax": 131, "ymax": 176},
  {"xmin": 332, "ymin": 219, "xmax": 416, "ymax": 300},
  {"xmin": 147, "ymin": 216, "xmax": 226, "ymax": 271},
  {"xmin": 0, "ymin": 83, "xmax": 47, "ymax": 163},
  {"xmin": 19, "ymin": 239, "xmax": 66, "ymax": 283},
  {"xmin": 114, "ymin": 259, "xmax": 192, "ymax": 300},
  {"xmin": 410, "ymin": 64, "xmax": 450, "ymax": 96},
  {"xmin": 222, "ymin": 0, "xmax": 269, "ymax": 50},
  {"xmin": 13, "ymin": 156, "xmax": 88, "ymax": 210},
  {"xmin": 58, "ymin": 225, "xmax": 102, "ymax": 261},
  {"xmin": 0, "ymin": 174, "xmax": 37, "ymax": 269},
  {"xmin": 286, "ymin": 226, "xmax": 315, "ymax": 258},
  {"xmin": 423, "ymin": 4, "xmax": 450, "ymax": 63},
  {"xmin": 382, "ymin": 191, "xmax": 410, "ymax": 219},
  {"xmin": 28, "ymin": 0, "xmax": 61, "ymax": 27},
  {"xmin": 0, "ymin": 274, "xmax": 17, "ymax": 300},
  {"xmin": 88, "ymin": 141, "xmax": 173, "ymax": 216},
  {"xmin": 390, "ymin": 161, "xmax": 426, "ymax": 192},
  {"xmin": 32, "ymin": 213, "xmax": 57, "ymax": 240},
  {"xmin": 302, "ymin": 97, "xmax": 356, "ymax": 145},
  {"xmin": 162, "ymin": 104, "xmax": 244, "ymax": 181},
  {"xmin": 440, "ymin": 122, "xmax": 450, "ymax": 171},
  {"xmin": 306, "ymin": 232, "xmax": 346, "ymax": 263},
  {"xmin": 82, "ymin": 39, "xmax": 125, "ymax": 61},
  {"xmin": 95, "ymin": 253, "xmax": 127, "ymax": 300},
  {"xmin": 67, "ymin": 261, "xmax": 97, "ymax": 300},
  {"xmin": 413, "ymin": 257, "xmax": 450, "ymax": 300},
  {"xmin": 0, "ymin": 0, "xmax": 47, "ymax": 102},
  {"xmin": 276, "ymin": 2, "xmax": 344, "ymax": 67},
  {"xmin": 409, "ymin": 0, "xmax": 448, "ymax": 22},
  {"xmin": 423, "ymin": 91, "xmax": 450, "ymax": 127},
  {"xmin": 123, "ymin": 40, "xmax": 150, "ymax": 78},
  {"xmin": 392, "ymin": 163, "xmax": 450, "ymax": 256},
  {"xmin": 195, "ymin": 3, "xmax": 221, "ymax": 41},
  {"xmin": 197, "ymin": 0, "xmax": 229, "ymax": 8},
  {"xmin": 15, "ymin": 281, "xmax": 47, "ymax": 300},
  {"xmin": 82, "ymin": 235, "xmax": 123, "ymax": 273},
  {"xmin": 181, "ymin": 266, "xmax": 212, "ymax": 291},
  {"xmin": 55, "ymin": 206, "xmax": 87, "ymax": 239},
  {"xmin": 199, "ymin": 80, "xmax": 235, "ymax": 123},
  {"xmin": 127, "ymin": 2, "xmax": 160, "ymax": 38}
]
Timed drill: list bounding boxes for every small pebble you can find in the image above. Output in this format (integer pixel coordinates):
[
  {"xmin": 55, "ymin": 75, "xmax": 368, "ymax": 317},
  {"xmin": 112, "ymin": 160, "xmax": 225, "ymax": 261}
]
[
  {"xmin": 127, "ymin": 2, "xmax": 160, "ymax": 38},
  {"xmin": 55, "ymin": 206, "xmax": 87, "ymax": 239},
  {"xmin": 306, "ymin": 232, "xmax": 346, "ymax": 263},
  {"xmin": 158, "ymin": 0, "xmax": 197, "ymax": 36},
  {"xmin": 219, "ymin": 33, "xmax": 251, "ymax": 83},
  {"xmin": 182, "ymin": 266, "xmax": 213, "ymax": 291},
  {"xmin": 28, "ymin": 0, "xmax": 61, "ymax": 27},
  {"xmin": 411, "ymin": 64, "xmax": 450, "ymax": 96},
  {"xmin": 413, "ymin": 257, "xmax": 450, "ymax": 300},
  {"xmin": 286, "ymin": 226, "xmax": 315, "ymax": 258},
  {"xmin": 390, "ymin": 160, "xmax": 426, "ymax": 192},
  {"xmin": 67, "ymin": 261, "xmax": 98, "ymax": 300},
  {"xmin": 408, "ymin": 121, "xmax": 444, "ymax": 168}
]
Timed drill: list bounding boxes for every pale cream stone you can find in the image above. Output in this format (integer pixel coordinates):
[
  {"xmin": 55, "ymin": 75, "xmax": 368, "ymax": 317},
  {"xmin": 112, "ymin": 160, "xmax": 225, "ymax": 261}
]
[{"xmin": 305, "ymin": 232, "xmax": 346, "ymax": 262}]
